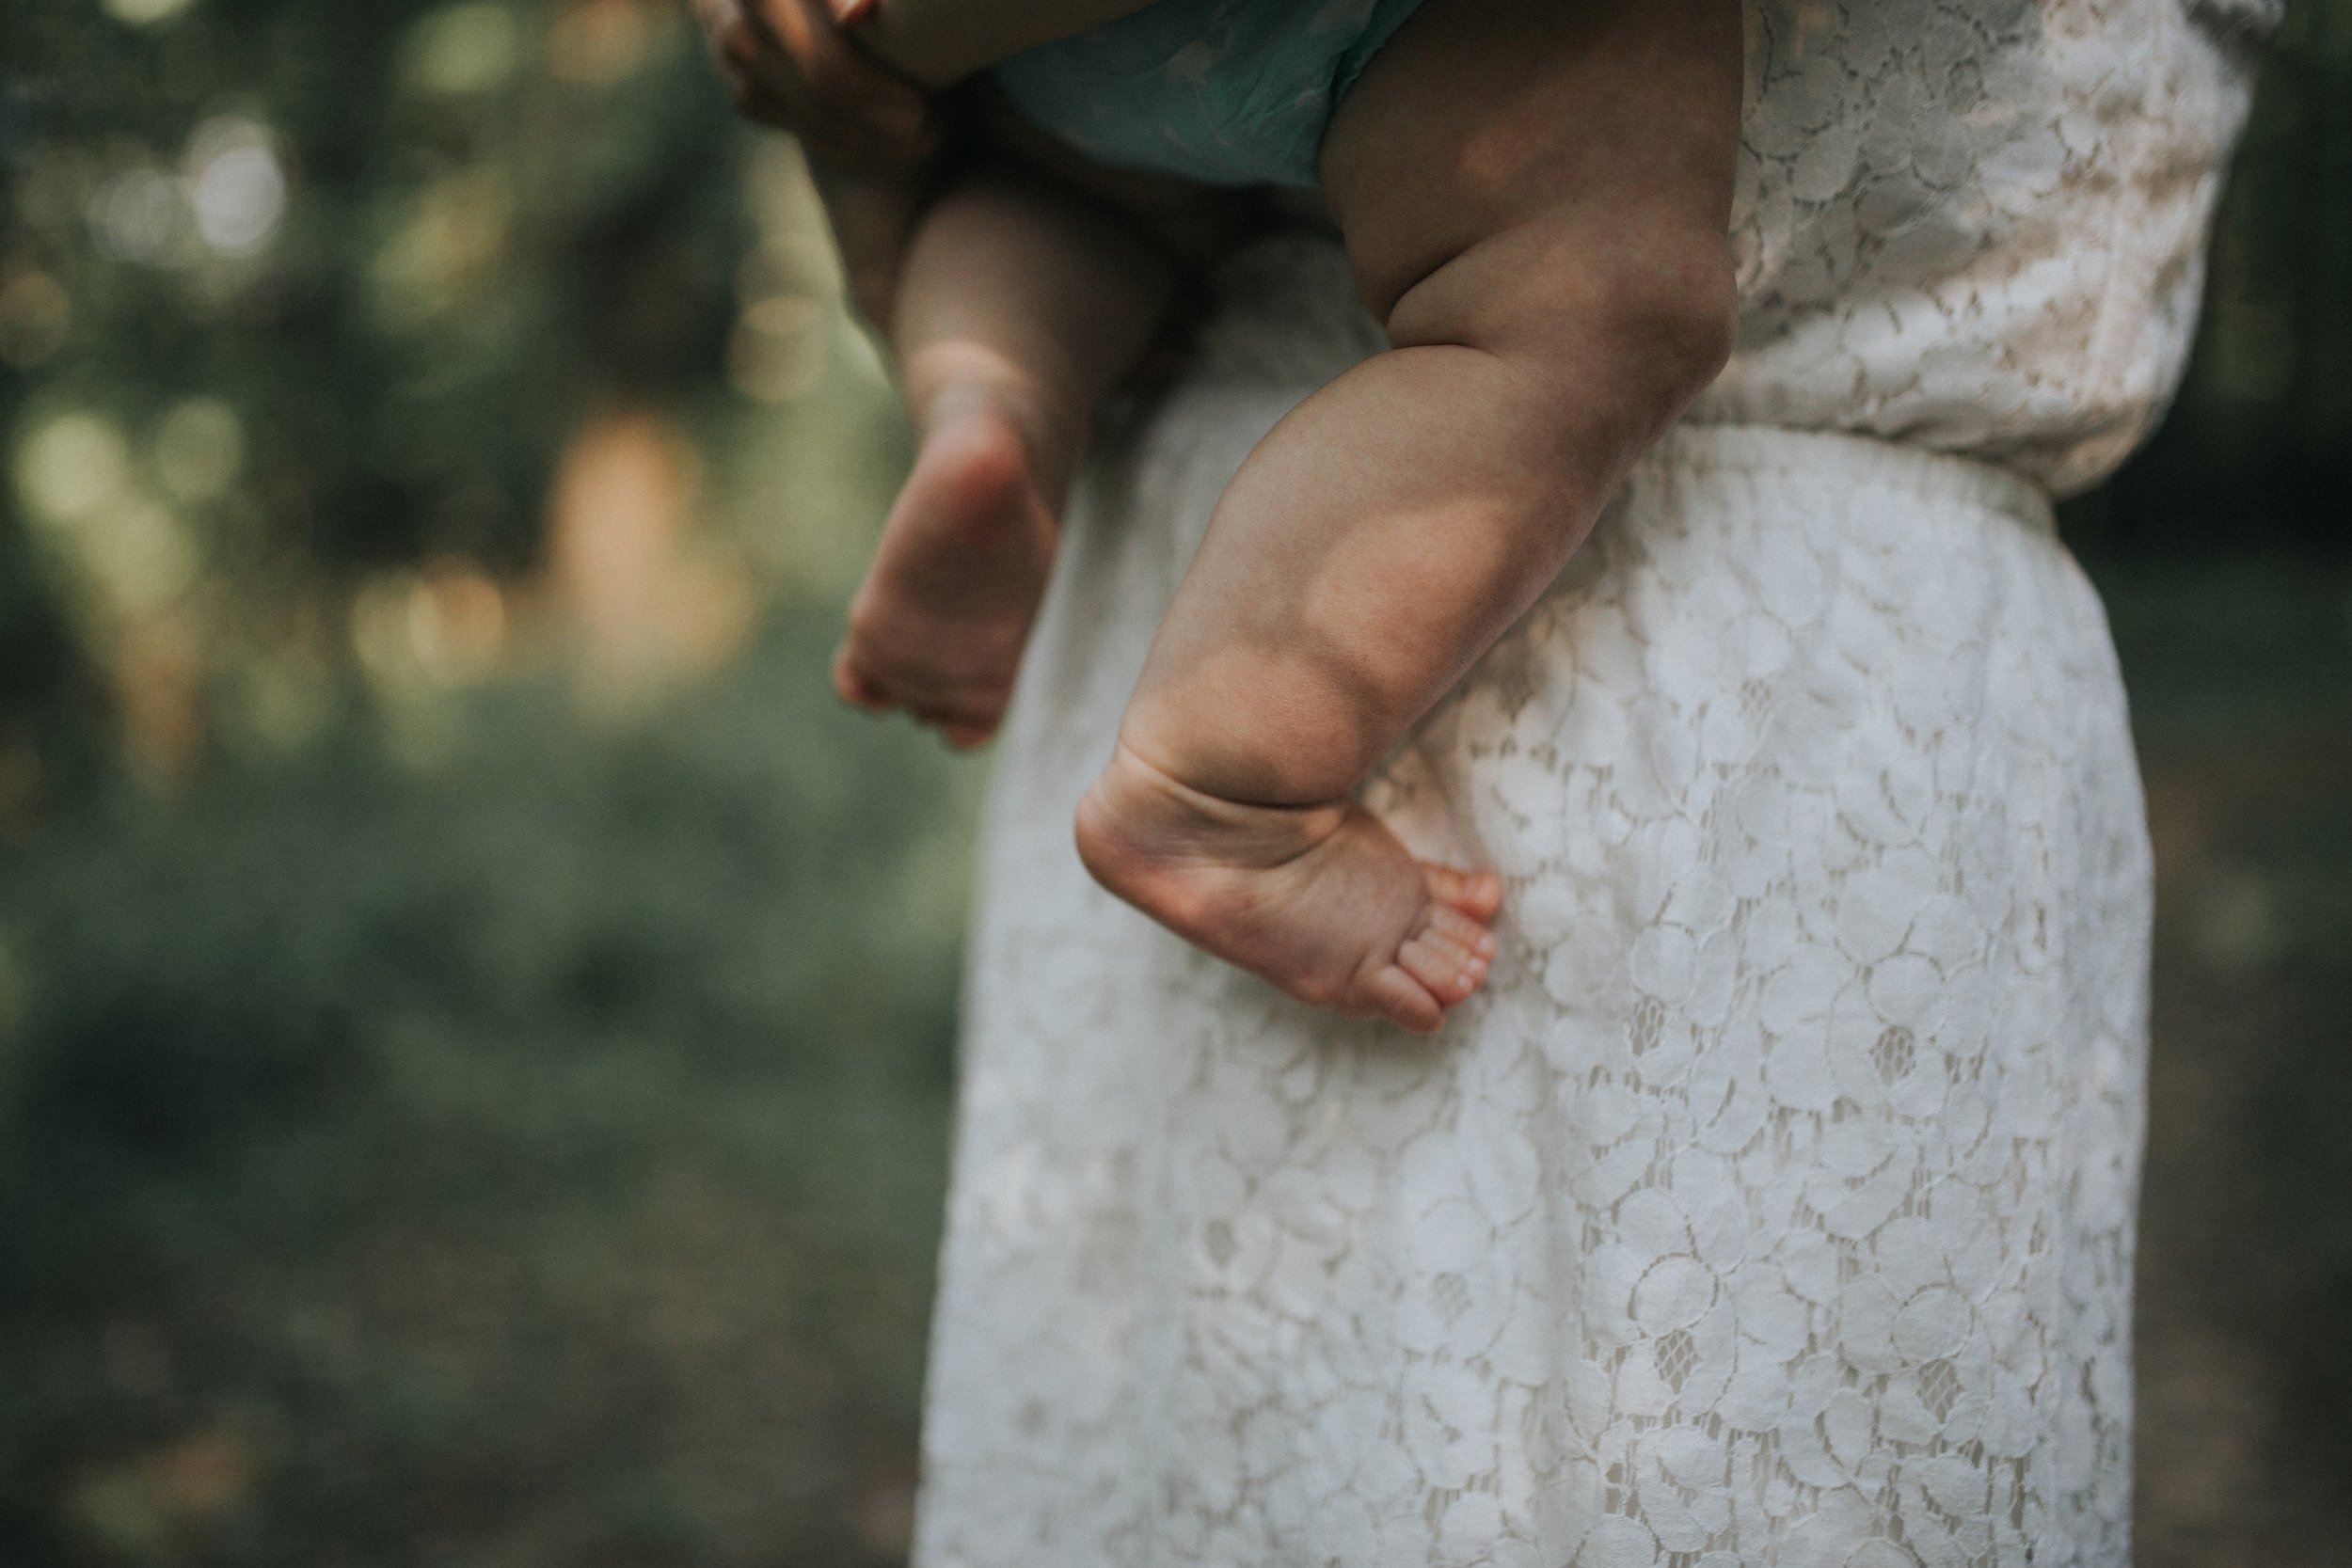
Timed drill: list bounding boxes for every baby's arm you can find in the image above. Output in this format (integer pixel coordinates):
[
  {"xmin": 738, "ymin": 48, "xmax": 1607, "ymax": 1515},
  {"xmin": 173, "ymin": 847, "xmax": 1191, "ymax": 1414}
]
[
  {"xmin": 1076, "ymin": 0, "xmax": 1742, "ymax": 1030},
  {"xmin": 840, "ymin": 0, "xmax": 1158, "ymax": 88}
]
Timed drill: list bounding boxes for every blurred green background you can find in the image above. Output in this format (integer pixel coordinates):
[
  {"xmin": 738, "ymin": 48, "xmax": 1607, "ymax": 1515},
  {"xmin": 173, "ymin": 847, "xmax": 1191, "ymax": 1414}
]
[{"xmin": 0, "ymin": 1, "xmax": 2345, "ymax": 1564}]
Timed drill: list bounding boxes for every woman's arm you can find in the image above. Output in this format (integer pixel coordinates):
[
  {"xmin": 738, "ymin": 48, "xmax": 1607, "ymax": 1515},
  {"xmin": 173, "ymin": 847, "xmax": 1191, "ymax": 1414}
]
[{"xmin": 843, "ymin": 0, "xmax": 1159, "ymax": 89}]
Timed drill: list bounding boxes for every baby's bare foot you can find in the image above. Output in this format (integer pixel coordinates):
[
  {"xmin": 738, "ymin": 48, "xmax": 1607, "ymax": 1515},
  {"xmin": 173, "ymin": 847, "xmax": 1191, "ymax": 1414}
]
[
  {"xmin": 835, "ymin": 405, "xmax": 1058, "ymax": 746},
  {"xmin": 1074, "ymin": 744, "xmax": 1502, "ymax": 1033}
]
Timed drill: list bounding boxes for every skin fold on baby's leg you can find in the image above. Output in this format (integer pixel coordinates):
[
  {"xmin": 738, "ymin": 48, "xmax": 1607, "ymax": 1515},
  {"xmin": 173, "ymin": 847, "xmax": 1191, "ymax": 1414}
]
[{"xmin": 1074, "ymin": 0, "xmax": 1743, "ymax": 1031}]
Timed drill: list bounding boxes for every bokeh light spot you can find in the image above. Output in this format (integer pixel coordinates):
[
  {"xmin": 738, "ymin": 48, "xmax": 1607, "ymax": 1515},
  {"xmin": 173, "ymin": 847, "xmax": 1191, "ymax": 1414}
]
[
  {"xmin": 548, "ymin": 0, "xmax": 665, "ymax": 86},
  {"xmin": 87, "ymin": 501, "xmax": 201, "ymax": 617},
  {"xmin": 184, "ymin": 119, "xmax": 287, "ymax": 255},
  {"xmin": 370, "ymin": 170, "xmax": 511, "ymax": 325},
  {"xmin": 102, "ymin": 0, "xmax": 198, "ymax": 25},
  {"xmin": 410, "ymin": 562, "xmax": 509, "ymax": 686},
  {"xmin": 728, "ymin": 294, "xmax": 825, "ymax": 403},
  {"xmin": 153, "ymin": 398, "xmax": 246, "ymax": 504},
  {"xmin": 17, "ymin": 414, "xmax": 134, "ymax": 525},
  {"xmin": 404, "ymin": 3, "xmax": 527, "ymax": 97},
  {"xmin": 88, "ymin": 166, "xmax": 188, "ymax": 264}
]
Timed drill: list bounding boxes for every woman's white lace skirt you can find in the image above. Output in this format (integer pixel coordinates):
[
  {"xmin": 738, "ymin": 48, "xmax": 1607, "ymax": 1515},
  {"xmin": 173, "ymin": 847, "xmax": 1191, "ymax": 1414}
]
[{"xmin": 914, "ymin": 411, "xmax": 2153, "ymax": 1568}]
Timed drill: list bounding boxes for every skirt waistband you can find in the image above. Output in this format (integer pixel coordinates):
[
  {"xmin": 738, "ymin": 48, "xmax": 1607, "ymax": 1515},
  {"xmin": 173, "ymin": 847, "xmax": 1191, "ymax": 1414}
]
[{"xmin": 1649, "ymin": 423, "xmax": 2057, "ymax": 538}]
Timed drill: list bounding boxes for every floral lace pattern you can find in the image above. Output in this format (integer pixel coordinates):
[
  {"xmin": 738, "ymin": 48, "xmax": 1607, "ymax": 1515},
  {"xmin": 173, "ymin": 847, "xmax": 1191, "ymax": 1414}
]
[
  {"xmin": 1694, "ymin": 0, "xmax": 2264, "ymax": 496},
  {"xmin": 918, "ymin": 409, "xmax": 2151, "ymax": 1567},
  {"xmin": 912, "ymin": 1, "xmax": 2255, "ymax": 1561}
]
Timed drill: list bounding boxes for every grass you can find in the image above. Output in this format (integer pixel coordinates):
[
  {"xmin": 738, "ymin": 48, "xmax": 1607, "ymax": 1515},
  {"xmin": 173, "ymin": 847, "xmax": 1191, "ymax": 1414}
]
[{"xmin": 0, "ymin": 613, "xmax": 977, "ymax": 1568}]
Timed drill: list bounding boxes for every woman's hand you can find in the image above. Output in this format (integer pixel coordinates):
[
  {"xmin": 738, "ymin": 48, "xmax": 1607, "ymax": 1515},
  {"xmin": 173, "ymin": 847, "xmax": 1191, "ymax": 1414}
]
[
  {"xmin": 693, "ymin": 0, "xmax": 937, "ymax": 325},
  {"xmin": 691, "ymin": 0, "xmax": 936, "ymax": 176}
]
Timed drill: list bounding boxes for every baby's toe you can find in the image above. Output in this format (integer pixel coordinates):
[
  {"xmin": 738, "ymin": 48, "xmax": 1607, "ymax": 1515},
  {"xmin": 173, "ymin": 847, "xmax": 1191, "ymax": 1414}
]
[
  {"xmin": 1360, "ymin": 963, "xmax": 1445, "ymax": 1035},
  {"xmin": 1398, "ymin": 923, "xmax": 1491, "ymax": 1007},
  {"xmin": 1423, "ymin": 902, "xmax": 1501, "ymax": 958},
  {"xmin": 1422, "ymin": 863, "xmax": 1503, "ymax": 922},
  {"xmin": 833, "ymin": 649, "xmax": 892, "ymax": 711},
  {"xmin": 905, "ymin": 696, "xmax": 1003, "ymax": 749},
  {"xmin": 934, "ymin": 717, "xmax": 998, "ymax": 750}
]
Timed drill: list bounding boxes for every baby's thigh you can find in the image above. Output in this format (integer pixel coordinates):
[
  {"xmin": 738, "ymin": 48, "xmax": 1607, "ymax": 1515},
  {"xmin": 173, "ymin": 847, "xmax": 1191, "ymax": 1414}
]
[
  {"xmin": 1320, "ymin": 0, "xmax": 1742, "ymax": 323},
  {"xmin": 971, "ymin": 86, "xmax": 1261, "ymax": 269}
]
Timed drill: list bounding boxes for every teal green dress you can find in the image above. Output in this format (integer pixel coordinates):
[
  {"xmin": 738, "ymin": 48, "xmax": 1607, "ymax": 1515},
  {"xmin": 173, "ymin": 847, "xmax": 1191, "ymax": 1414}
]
[{"xmin": 991, "ymin": 0, "xmax": 1428, "ymax": 190}]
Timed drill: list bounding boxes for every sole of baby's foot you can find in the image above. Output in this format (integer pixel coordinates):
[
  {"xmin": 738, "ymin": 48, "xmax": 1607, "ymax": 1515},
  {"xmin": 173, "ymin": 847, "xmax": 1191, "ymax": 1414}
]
[
  {"xmin": 1074, "ymin": 745, "xmax": 1502, "ymax": 1034},
  {"xmin": 834, "ymin": 404, "xmax": 1059, "ymax": 746}
]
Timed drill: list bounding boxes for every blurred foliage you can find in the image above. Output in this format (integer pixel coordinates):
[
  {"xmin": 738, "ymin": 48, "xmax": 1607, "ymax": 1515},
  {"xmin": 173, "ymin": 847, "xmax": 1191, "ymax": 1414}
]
[
  {"xmin": 0, "ymin": 0, "xmax": 2347, "ymax": 1563},
  {"xmin": 5, "ymin": 0, "xmax": 742, "ymax": 571},
  {"xmin": 1, "ymin": 0, "xmax": 906, "ymax": 797},
  {"xmin": 2, "ymin": 0, "xmax": 969, "ymax": 1561},
  {"xmin": 2102, "ymin": 558, "xmax": 2352, "ymax": 1563},
  {"xmin": 0, "ymin": 634, "xmax": 974, "ymax": 1565}
]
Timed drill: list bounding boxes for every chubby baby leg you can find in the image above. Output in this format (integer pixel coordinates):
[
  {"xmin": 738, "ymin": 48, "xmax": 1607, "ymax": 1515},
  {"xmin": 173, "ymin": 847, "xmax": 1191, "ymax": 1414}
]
[
  {"xmin": 1075, "ymin": 0, "xmax": 1740, "ymax": 1028},
  {"xmin": 837, "ymin": 166, "xmax": 1180, "ymax": 743}
]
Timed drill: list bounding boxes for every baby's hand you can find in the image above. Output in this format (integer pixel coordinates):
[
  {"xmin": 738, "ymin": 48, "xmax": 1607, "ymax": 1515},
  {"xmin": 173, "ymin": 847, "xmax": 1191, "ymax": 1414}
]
[{"xmin": 692, "ymin": 0, "xmax": 934, "ymax": 175}]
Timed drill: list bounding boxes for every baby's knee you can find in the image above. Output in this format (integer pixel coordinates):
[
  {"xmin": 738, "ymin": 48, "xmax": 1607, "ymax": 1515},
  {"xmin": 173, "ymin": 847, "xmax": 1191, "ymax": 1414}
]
[{"xmin": 1565, "ymin": 232, "xmax": 1740, "ymax": 407}]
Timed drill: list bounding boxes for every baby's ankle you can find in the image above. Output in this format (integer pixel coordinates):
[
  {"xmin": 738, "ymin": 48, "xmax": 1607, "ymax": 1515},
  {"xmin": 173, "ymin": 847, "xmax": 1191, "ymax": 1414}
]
[
  {"xmin": 1077, "ymin": 745, "xmax": 1345, "ymax": 879},
  {"xmin": 913, "ymin": 376, "xmax": 1085, "ymax": 515}
]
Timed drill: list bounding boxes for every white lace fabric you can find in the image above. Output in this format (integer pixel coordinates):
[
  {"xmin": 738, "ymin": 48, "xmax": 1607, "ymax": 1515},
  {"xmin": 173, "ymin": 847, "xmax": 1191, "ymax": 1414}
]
[
  {"xmin": 911, "ymin": 2, "xmax": 2258, "ymax": 1562},
  {"xmin": 1698, "ymin": 0, "xmax": 2263, "ymax": 496}
]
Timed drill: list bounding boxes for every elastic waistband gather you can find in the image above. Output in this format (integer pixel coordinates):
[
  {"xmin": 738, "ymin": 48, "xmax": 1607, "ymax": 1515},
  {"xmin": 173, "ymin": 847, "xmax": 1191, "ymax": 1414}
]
[{"xmin": 1651, "ymin": 424, "xmax": 2056, "ymax": 537}]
